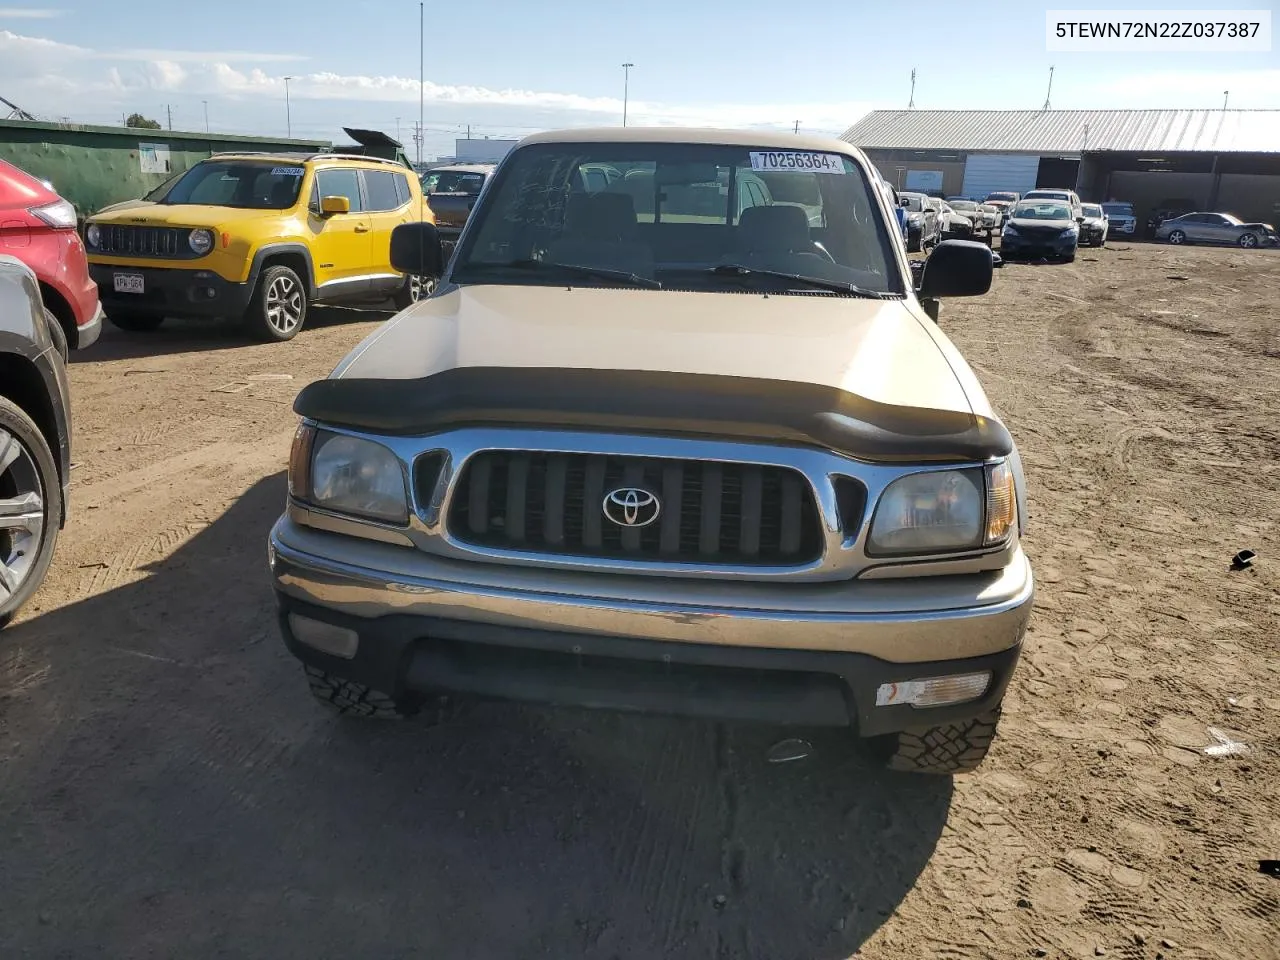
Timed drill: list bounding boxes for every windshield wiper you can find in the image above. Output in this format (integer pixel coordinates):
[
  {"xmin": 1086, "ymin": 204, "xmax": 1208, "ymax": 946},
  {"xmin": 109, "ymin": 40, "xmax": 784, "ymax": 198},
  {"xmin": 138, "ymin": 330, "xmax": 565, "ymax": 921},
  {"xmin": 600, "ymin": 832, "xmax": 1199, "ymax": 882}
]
[
  {"xmin": 465, "ymin": 258, "xmax": 661, "ymax": 289},
  {"xmin": 707, "ymin": 264, "xmax": 892, "ymax": 299}
]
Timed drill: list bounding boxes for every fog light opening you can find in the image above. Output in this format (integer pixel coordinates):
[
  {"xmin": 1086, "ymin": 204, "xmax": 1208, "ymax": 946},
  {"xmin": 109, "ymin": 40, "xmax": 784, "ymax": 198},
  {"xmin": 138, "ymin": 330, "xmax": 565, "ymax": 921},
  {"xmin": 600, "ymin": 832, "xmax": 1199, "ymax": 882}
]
[
  {"xmin": 288, "ymin": 613, "xmax": 359, "ymax": 659},
  {"xmin": 875, "ymin": 671, "xmax": 991, "ymax": 709}
]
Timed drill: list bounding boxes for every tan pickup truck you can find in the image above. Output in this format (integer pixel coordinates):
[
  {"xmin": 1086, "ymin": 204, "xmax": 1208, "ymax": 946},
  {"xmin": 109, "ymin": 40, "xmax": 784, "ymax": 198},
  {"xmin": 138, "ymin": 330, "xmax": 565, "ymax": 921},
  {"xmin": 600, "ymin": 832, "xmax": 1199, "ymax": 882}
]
[{"xmin": 269, "ymin": 128, "xmax": 1032, "ymax": 775}]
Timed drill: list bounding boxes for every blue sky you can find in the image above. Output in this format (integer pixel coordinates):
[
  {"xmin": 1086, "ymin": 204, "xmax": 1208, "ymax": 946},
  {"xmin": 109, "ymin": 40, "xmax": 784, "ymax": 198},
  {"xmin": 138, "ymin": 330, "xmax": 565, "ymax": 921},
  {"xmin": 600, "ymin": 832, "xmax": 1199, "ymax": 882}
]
[{"xmin": 2, "ymin": 0, "xmax": 1277, "ymax": 157}]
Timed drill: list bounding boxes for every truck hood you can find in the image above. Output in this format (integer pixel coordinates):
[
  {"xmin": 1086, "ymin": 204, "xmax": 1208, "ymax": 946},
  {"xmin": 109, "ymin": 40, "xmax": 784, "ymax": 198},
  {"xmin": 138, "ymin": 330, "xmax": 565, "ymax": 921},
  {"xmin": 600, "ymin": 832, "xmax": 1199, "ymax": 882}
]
[
  {"xmin": 333, "ymin": 284, "xmax": 977, "ymax": 416},
  {"xmin": 87, "ymin": 205, "xmax": 285, "ymax": 229}
]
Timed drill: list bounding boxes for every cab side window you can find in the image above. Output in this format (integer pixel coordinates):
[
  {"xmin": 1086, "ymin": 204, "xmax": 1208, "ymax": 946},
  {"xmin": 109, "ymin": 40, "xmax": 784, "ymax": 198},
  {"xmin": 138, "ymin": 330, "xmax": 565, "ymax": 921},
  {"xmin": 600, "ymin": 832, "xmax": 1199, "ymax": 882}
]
[
  {"xmin": 363, "ymin": 170, "xmax": 404, "ymax": 212},
  {"xmin": 313, "ymin": 168, "xmax": 364, "ymax": 213}
]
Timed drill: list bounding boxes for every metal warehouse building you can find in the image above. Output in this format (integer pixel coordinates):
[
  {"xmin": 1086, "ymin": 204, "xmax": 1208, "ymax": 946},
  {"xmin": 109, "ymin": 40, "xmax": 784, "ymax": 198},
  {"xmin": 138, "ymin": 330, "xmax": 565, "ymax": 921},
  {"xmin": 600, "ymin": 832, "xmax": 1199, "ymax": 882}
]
[{"xmin": 842, "ymin": 109, "xmax": 1280, "ymax": 228}]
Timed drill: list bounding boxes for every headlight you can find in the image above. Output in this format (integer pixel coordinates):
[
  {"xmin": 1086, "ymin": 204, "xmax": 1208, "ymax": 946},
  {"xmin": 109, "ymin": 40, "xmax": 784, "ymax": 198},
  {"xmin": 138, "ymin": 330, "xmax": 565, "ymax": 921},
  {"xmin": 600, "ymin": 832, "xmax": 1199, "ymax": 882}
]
[
  {"xmin": 291, "ymin": 425, "xmax": 408, "ymax": 524},
  {"xmin": 868, "ymin": 463, "xmax": 1016, "ymax": 556},
  {"xmin": 85, "ymin": 223, "xmax": 100, "ymax": 248},
  {"xmin": 907, "ymin": 213, "xmax": 922, "ymax": 224},
  {"xmin": 188, "ymin": 228, "xmax": 214, "ymax": 255}
]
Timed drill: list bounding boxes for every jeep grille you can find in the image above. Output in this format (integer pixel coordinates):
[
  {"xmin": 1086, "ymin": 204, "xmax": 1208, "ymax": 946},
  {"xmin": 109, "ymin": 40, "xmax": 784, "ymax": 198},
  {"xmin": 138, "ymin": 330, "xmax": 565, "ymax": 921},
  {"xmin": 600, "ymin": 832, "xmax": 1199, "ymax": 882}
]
[
  {"xmin": 94, "ymin": 225, "xmax": 197, "ymax": 259},
  {"xmin": 445, "ymin": 452, "xmax": 825, "ymax": 566}
]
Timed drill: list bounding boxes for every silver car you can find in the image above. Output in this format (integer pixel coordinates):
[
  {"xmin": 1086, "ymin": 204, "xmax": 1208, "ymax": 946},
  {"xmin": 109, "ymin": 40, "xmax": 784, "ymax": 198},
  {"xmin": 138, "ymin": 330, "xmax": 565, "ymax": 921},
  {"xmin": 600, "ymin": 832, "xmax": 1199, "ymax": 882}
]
[{"xmin": 1155, "ymin": 212, "xmax": 1278, "ymax": 249}]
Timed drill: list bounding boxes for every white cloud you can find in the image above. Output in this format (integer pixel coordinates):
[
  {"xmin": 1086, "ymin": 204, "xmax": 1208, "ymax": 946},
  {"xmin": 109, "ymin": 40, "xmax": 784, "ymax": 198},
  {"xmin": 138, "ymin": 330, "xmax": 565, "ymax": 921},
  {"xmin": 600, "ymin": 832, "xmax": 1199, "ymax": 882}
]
[
  {"xmin": 0, "ymin": 7, "xmax": 64, "ymax": 17},
  {"xmin": 0, "ymin": 27, "xmax": 867, "ymax": 147}
]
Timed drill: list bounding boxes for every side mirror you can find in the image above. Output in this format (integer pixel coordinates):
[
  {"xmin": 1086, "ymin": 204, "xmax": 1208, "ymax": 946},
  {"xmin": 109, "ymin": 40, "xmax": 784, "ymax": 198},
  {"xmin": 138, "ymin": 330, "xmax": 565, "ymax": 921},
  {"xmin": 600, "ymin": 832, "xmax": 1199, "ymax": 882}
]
[
  {"xmin": 391, "ymin": 221, "xmax": 445, "ymax": 278},
  {"xmin": 918, "ymin": 240, "xmax": 993, "ymax": 299},
  {"xmin": 899, "ymin": 197, "xmax": 910, "ymax": 208},
  {"xmin": 320, "ymin": 195, "xmax": 351, "ymax": 216}
]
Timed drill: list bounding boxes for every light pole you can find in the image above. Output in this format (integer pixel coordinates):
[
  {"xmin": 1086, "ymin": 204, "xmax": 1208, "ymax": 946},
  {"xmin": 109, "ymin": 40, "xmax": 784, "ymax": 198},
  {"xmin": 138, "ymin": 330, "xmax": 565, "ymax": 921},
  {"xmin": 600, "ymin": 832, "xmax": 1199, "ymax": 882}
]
[
  {"xmin": 202, "ymin": 100, "xmax": 209, "ymax": 134},
  {"xmin": 621, "ymin": 62, "xmax": 633, "ymax": 127},
  {"xmin": 283, "ymin": 76, "xmax": 295, "ymax": 138}
]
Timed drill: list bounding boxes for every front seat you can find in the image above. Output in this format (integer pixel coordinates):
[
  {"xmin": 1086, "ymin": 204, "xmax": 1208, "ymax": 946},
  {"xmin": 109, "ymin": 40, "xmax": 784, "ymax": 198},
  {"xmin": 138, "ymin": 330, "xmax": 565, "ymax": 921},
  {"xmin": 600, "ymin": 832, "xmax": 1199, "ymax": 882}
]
[
  {"xmin": 737, "ymin": 204, "xmax": 819, "ymax": 258},
  {"xmin": 546, "ymin": 193, "xmax": 654, "ymax": 277}
]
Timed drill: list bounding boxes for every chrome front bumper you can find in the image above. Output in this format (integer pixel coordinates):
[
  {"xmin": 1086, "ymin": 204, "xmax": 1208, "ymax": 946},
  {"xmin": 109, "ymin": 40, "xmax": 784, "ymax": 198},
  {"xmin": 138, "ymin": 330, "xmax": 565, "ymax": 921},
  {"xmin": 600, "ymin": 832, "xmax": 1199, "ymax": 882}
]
[{"xmin": 270, "ymin": 517, "xmax": 1033, "ymax": 665}]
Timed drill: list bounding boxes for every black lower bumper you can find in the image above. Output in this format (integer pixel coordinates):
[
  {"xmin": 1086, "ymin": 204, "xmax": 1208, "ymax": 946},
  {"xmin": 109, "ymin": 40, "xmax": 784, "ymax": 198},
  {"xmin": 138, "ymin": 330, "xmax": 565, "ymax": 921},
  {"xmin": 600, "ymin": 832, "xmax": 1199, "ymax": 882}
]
[
  {"xmin": 1000, "ymin": 241, "xmax": 1076, "ymax": 260},
  {"xmin": 89, "ymin": 264, "xmax": 255, "ymax": 319},
  {"xmin": 276, "ymin": 594, "xmax": 1022, "ymax": 736}
]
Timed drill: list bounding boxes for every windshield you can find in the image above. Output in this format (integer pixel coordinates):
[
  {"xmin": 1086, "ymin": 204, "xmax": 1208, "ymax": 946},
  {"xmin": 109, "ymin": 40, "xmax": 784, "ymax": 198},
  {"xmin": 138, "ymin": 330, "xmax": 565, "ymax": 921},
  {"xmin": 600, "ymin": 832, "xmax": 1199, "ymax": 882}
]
[
  {"xmin": 899, "ymin": 193, "xmax": 925, "ymax": 212},
  {"xmin": 159, "ymin": 160, "xmax": 305, "ymax": 209},
  {"xmin": 1081, "ymin": 204, "xmax": 1103, "ymax": 218},
  {"xmin": 1025, "ymin": 192, "xmax": 1068, "ymax": 201},
  {"xmin": 986, "ymin": 192, "xmax": 1018, "ymax": 201},
  {"xmin": 422, "ymin": 170, "xmax": 487, "ymax": 194},
  {"xmin": 1102, "ymin": 203, "xmax": 1133, "ymax": 216},
  {"xmin": 949, "ymin": 200, "xmax": 977, "ymax": 211},
  {"xmin": 451, "ymin": 142, "xmax": 900, "ymax": 296},
  {"xmin": 1012, "ymin": 202, "xmax": 1072, "ymax": 220}
]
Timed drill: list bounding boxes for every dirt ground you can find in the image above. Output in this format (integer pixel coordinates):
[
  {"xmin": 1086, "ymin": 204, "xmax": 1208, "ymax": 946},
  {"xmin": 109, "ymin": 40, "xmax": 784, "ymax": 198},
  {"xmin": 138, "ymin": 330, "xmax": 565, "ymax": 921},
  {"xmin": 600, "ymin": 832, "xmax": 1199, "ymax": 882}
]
[{"xmin": 1, "ymin": 245, "xmax": 1277, "ymax": 960}]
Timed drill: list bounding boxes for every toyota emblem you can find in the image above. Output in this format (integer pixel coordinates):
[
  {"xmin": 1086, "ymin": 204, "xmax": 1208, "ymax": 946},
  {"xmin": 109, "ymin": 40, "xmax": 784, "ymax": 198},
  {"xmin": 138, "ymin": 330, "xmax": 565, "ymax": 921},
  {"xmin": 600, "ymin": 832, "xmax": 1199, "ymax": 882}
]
[{"xmin": 602, "ymin": 487, "xmax": 661, "ymax": 528}]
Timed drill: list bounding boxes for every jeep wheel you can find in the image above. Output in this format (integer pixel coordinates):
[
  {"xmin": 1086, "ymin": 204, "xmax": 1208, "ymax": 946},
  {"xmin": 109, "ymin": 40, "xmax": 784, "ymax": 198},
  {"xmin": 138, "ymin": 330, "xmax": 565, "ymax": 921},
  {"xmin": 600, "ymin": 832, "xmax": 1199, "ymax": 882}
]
[
  {"xmin": 250, "ymin": 265, "xmax": 307, "ymax": 342},
  {"xmin": 392, "ymin": 273, "xmax": 436, "ymax": 310},
  {"xmin": 1238, "ymin": 232, "xmax": 1259, "ymax": 249},
  {"xmin": 0, "ymin": 397, "xmax": 62, "ymax": 629},
  {"xmin": 304, "ymin": 665, "xmax": 412, "ymax": 719},
  {"xmin": 107, "ymin": 312, "xmax": 165, "ymax": 333},
  {"xmin": 870, "ymin": 707, "xmax": 1003, "ymax": 775}
]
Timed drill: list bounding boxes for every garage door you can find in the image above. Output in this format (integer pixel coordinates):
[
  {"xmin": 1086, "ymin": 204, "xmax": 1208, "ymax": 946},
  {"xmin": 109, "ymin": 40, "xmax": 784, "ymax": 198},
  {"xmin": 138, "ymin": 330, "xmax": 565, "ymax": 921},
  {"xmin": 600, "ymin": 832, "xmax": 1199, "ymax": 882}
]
[{"xmin": 961, "ymin": 154, "xmax": 1040, "ymax": 200}]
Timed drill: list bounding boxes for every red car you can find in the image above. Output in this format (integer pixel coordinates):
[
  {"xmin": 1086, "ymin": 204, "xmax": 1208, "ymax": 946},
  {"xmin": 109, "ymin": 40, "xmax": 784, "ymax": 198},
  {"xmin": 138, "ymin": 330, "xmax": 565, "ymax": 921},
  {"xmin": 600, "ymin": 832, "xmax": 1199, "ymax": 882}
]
[{"xmin": 0, "ymin": 159, "xmax": 102, "ymax": 352}]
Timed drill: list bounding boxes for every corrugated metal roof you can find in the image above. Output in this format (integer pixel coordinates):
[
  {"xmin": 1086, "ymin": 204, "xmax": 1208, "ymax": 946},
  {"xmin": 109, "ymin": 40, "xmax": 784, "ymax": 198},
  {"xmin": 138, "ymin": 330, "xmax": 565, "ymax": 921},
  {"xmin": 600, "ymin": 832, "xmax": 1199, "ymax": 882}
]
[{"xmin": 840, "ymin": 110, "xmax": 1280, "ymax": 154}]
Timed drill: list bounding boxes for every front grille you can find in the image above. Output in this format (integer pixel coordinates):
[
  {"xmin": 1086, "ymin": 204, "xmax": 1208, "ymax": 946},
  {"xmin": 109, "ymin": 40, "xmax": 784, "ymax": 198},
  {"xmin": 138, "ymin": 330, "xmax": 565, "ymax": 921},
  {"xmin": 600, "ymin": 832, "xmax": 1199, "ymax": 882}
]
[
  {"xmin": 95, "ymin": 225, "xmax": 194, "ymax": 259},
  {"xmin": 445, "ymin": 452, "xmax": 826, "ymax": 566}
]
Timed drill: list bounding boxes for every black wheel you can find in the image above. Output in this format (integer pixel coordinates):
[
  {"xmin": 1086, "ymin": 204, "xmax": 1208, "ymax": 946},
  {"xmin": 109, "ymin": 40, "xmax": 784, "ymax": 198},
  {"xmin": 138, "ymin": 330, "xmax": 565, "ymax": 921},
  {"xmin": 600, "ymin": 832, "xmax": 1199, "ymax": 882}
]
[
  {"xmin": 107, "ymin": 312, "xmax": 164, "ymax": 333},
  {"xmin": 906, "ymin": 234, "xmax": 921, "ymax": 254},
  {"xmin": 392, "ymin": 274, "xmax": 437, "ymax": 310},
  {"xmin": 1239, "ymin": 232, "xmax": 1259, "ymax": 249},
  {"xmin": 43, "ymin": 308, "xmax": 68, "ymax": 362},
  {"xmin": 0, "ymin": 397, "xmax": 62, "ymax": 628},
  {"xmin": 871, "ymin": 707, "xmax": 1003, "ymax": 775},
  {"xmin": 304, "ymin": 666, "xmax": 411, "ymax": 719},
  {"xmin": 1168, "ymin": 229, "xmax": 1186, "ymax": 245},
  {"xmin": 249, "ymin": 264, "xmax": 307, "ymax": 342}
]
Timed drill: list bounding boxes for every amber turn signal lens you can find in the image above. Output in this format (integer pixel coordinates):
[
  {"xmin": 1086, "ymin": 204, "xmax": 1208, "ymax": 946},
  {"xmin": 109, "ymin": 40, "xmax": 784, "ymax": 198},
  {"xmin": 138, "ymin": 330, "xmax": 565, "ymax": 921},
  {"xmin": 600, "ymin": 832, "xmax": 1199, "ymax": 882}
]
[
  {"xmin": 985, "ymin": 460, "xmax": 1016, "ymax": 544},
  {"xmin": 288, "ymin": 421, "xmax": 316, "ymax": 500}
]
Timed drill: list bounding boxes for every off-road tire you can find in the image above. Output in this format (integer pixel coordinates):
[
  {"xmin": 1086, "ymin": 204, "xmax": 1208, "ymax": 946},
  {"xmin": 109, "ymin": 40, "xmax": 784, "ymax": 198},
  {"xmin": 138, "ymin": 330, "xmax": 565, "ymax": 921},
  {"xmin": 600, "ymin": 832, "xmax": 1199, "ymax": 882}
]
[
  {"xmin": 877, "ymin": 707, "xmax": 1003, "ymax": 775},
  {"xmin": 248, "ymin": 264, "xmax": 308, "ymax": 342},
  {"xmin": 43, "ymin": 308, "xmax": 68, "ymax": 362},
  {"xmin": 0, "ymin": 396, "xmax": 62, "ymax": 628},
  {"xmin": 392, "ymin": 274, "xmax": 437, "ymax": 310},
  {"xmin": 107, "ymin": 313, "xmax": 165, "ymax": 333},
  {"xmin": 304, "ymin": 665, "xmax": 410, "ymax": 719}
]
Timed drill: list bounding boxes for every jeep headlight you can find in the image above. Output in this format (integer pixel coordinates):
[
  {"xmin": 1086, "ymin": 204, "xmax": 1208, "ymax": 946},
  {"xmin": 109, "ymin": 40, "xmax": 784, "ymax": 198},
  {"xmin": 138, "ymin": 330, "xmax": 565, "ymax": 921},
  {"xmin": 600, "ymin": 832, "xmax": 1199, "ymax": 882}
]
[
  {"xmin": 188, "ymin": 228, "xmax": 214, "ymax": 255},
  {"xmin": 290, "ymin": 424, "xmax": 408, "ymax": 524},
  {"xmin": 869, "ymin": 463, "xmax": 1016, "ymax": 555},
  {"xmin": 85, "ymin": 223, "xmax": 101, "ymax": 248}
]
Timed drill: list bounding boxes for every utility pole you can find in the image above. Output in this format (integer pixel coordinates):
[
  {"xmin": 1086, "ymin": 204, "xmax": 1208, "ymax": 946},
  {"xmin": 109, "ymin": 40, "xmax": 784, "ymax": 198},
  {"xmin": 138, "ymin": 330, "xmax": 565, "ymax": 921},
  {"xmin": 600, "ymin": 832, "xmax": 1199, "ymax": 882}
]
[
  {"xmin": 793, "ymin": 120, "xmax": 800, "ymax": 134},
  {"xmin": 1042, "ymin": 65, "xmax": 1055, "ymax": 111},
  {"xmin": 418, "ymin": 2, "xmax": 425, "ymax": 165},
  {"xmin": 1222, "ymin": 90, "xmax": 1230, "ymax": 110},
  {"xmin": 166, "ymin": 104, "xmax": 172, "ymax": 130},
  {"xmin": 466, "ymin": 123, "xmax": 471, "ymax": 140},
  {"xmin": 202, "ymin": 100, "xmax": 209, "ymax": 133},
  {"xmin": 284, "ymin": 76, "xmax": 294, "ymax": 138},
  {"xmin": 909, "ymin": 68, "xmax": 916, "ymax": 109},
  {"xmin": 396, "ymin": 117, "xmax": 401, "ymax": 142},
  {"xmin": 622, "ymin": 62, "xmax": 634, "ymax": 127}
]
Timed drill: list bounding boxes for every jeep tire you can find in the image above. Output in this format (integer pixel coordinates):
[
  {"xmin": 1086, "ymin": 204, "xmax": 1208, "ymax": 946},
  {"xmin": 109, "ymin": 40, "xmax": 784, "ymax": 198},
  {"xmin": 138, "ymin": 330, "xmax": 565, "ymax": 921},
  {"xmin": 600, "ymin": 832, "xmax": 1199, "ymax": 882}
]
[
  {"xmin": 249, "ymin": 264, "xmax": 308, "ymax": 342},
  {"xmin": 871, "ymin": 706, "xmax": 1003, "ymax": 775}
]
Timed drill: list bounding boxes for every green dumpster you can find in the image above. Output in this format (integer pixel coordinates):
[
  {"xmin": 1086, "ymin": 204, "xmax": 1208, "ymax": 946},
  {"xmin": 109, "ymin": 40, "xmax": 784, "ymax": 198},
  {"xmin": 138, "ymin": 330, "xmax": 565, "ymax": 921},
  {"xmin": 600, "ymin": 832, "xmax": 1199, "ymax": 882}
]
[{"xmin": 0, "ymin": 119, "xmax": 329, "ymax": 219}]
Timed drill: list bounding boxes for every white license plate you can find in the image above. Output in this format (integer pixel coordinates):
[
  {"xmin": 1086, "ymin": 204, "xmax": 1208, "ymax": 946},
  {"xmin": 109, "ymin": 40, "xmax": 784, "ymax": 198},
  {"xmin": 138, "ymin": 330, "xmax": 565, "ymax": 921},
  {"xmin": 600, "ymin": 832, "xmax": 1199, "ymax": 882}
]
[{"xmin": 113, "ymin": 273, "xmax": 144, "ymax": 294}]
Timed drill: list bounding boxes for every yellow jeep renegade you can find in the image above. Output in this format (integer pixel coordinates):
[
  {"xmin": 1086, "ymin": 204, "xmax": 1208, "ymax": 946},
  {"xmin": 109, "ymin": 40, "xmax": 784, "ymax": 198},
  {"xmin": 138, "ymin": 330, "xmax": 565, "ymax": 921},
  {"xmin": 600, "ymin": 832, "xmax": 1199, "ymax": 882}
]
[{"xmin": 84, "ymin": 153, "xmax": 434, "ymax": 342}]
